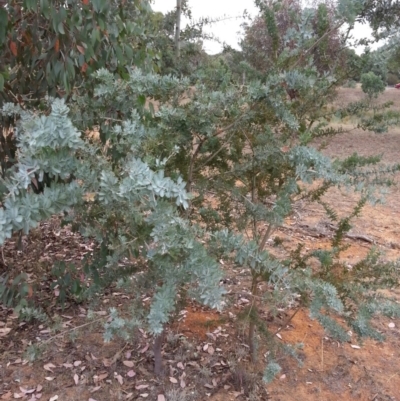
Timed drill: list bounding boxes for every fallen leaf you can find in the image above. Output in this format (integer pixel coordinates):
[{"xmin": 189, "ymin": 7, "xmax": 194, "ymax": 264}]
[
  {"xmin": 36, "ymin": 385, "xmax": 43, "ymax": 392},
  {"xmin": 276, "ymin": 333, "xmax": 282, "ymax": 339},
  {"xmin": 180, "ymin": 380, "xmax": 186, "ymax": 388},
  {"xmin": 350, "ymin": 345, "xmax": 361, "ymax": 349},
  {"xmin": 49, "ymin": 396, "xmax": 58, "ymax": 401},
  {"xmin": 19, "ymin": 388, "xmax": 35, "ymax": 395},
  {"xmin": 135, "ymin": 384, "xmax": 149, "ymax": 390},
  {"xmin": 123, "ymin": 361, "xmax": 134, "ymax": 368},
  {"xmin": 102, "ymin": 358, "xmax": 112, "ymax": 367},
  {"xmin": 0, "ymin": 328, "xmax": 11, "ymax": 337},
  {"xmin": 44, "ymin": 363, "xmax": 56, "ymax": 372},
  {"xmin": 73, "ymin": 360, "xmax": 82, "ymax": 367},
  {"xmin": 388, "ymin": 322, "xmax": 396, "ymax": 328},
  {"xmin": 139, "ymin": 344, "xmax": 149, "ymax": 354},
  {"xmin": 139, "ymin": 394, "xmax": 148, "ymax": 398},
  {"xmin": 115, "ymin": 375, "xmax": 123, "ymax": 385},
  {"xmin": 73, "ymin": 374, "xmax": 79, "ymax": 385},
  {"xmin": 280, "ymin": 374, "xmax": 286, "ymax": 380},
  {"xmin": 177, "ymin": 362, "xmax": 184, "ymax": 370},
  {"xmin": 99, "ymin": 372, "xmax": 109, "ymax": 381},
  {"xmin": 13, "ymin": 394, "xmax": 23, "ymax": 399},
  {"xmin": 1, "ymin": 391, "xmax": 12, "ymax": 400},
  {"xmin": 207, "ymin": 346, "xmax": 215, "ymax": 355},
  {"xmin": 45, "ymin": 377, "xmax": 55, "ymax": 381},
  {"xmin": 127, "ymin": 370, "xmax": 136, "ymax": 378},
  {"xmin": 63, "ymin": 363, "xmax": 73, "ymax": 368},
  {"xmin": 203, "ymin": 344, "xmax": 209, "ymax": 352},
  {"xmin": 90, "ymin": 387, "xmax": 101, "ymax": 393},
  {"xmin": 169, "ymin": 377, "xmax": 178, "ymax": 384},
  {"xmin": 157, "ymin": 396, "xmax": 166, "ymax": 401},
  {"xmin": 204, "ymin": 383, "xmax": 213, "ymax": 389},
  {"xmin": 88, "ymin": 399, "xmax": 98, "ymax": 401}
]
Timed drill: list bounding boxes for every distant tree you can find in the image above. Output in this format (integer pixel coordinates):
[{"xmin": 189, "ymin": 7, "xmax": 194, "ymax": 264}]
[
  {"xmin": 361, "ymin": 71, "xmax": 386, "ymax": 100},
  {"xmin": 241, "ymin": 0, "xmax": 345, "ymax": 76},
  {"xmin": 0, "ymin": 0, "xmax": 155, "ymax": 179}
]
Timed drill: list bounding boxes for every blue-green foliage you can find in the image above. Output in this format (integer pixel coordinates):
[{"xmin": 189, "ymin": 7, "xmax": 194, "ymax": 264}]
[{"xmin": 0, "ymin": 96, "xmax": 223, "ymax": 335}]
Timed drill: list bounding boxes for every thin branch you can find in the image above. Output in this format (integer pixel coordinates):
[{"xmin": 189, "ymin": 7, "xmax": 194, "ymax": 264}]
[
  {"xmin": 42, "ymin": 315, "xmax": 111, "ymax": 344},
  {"xmin": 291, "ymin": 21, "xmax": 345, "ymax": 70},
  {"xmin": 271, "ymin": 307, "xmax": 301, "ymax": 337},
  {"xmin": 258, "ymin": 222, "xmax": 274, "ymax": 252},
  {"xmin": 193, "ymin": 130, "xmax": 236, "ymax": 173}
]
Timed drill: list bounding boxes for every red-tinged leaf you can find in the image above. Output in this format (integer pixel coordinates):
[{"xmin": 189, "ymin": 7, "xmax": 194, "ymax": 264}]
[
  {"xmin": 54, "ymin": 39, "xmax": 60, "ymax": 52},
  {"xmin": 82, "ymin": 0, "xmax": 89, "ymax": 4},
  {"xmin": 9, "ymin": 41, "xmax": 17, "ymax": 56},
  {"xmin": 123, "ymin": 360, "xmax": 134, "ymax": 368},
  {"xmin": 1, "ymin": 391, "xmax": 12, "ymax": 399},
  {"xmin": 77, "ymin": 45, "xmax": 85, "ymax": 54}
]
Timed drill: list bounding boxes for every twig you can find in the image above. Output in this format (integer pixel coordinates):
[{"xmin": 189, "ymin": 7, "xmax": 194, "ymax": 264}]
[
  {"xmin": 321, "ymin": 337, "xmax": 324, "ymax": 372},
  {"xmin": 42, "ymin": 315, "xmax": 111, "ymax": 344},
  {"xmin": 271, "ymin": 308, "xmax": 301, "ymax": 337},
  {"xmin": 1, "ymin": 246, "xmax": 6, "ymax": 268},
  {"xmin": 258, "ymin": 223, "xmax": 274, "ymax": 252}
]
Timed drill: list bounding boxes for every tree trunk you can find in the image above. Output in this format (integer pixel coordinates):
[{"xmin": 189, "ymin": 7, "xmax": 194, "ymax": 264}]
[
  {"xmin": 248, "ymin": 275, "xmax": 258, "ymax": 363},
  {"xmin": 153, "ymin": 331, "xmax": 164, "ymax": 376},
  {"xmin": 175, "ymin": 0, "xmax": 182, "ymax": 59}
]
